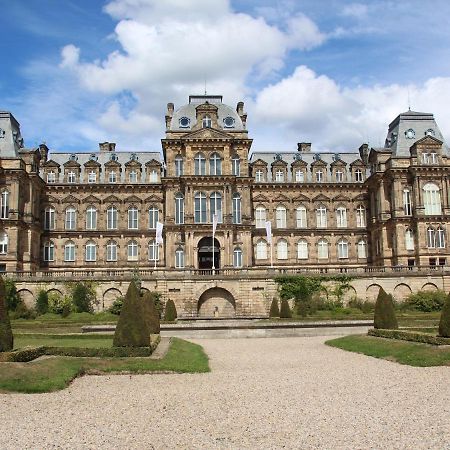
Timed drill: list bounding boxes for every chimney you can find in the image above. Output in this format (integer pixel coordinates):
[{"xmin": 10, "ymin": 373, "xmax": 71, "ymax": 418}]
[
  {"xmin": 359, "ymin": 143, "xmax": 369, "ymax": 164},
  {"xmin": 297, "ymin": 142, "xmax": 311, "ymax": 152},
  {"xmin": 99, "ymin": 142, "xmax": 116, "ymax": 152},
  {"xmin": 167, "ymin": 103, "xmax": 174, "ymax": 115},
  {"xmin": 236, "ymin": 101, "xmax": 244, "ymax": 116}
]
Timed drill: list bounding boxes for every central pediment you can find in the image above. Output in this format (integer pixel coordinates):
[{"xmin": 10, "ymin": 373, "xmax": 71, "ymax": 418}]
[{"xmin": 181, "ymin": 127, "xmax": 232, "ymax": 141}]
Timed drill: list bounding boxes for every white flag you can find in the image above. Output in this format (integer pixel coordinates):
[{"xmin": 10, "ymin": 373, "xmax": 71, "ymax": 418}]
[
  {"xmin": 155, "ymin": 221, "xmax": 164, "ymax": 244},
  {"xmin": 265, "ymin": 220, "xmax": 272, "ymax": 244},
  {"xmin": 212, "ymin": 214, "xmax": 218, "ymax": 237}
]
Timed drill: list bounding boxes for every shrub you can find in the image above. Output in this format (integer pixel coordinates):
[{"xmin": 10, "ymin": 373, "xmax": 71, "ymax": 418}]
[
  {"xmin": 280, "ymin": 298, "xmax": 292, "ymax": 319},
  {"xmin": 269, "ymin": 298, "xmax": 279, "ymax": 318},
  {"xmin": 108, "ymin": 296, "xmax": 124, "ymax": 315},
  {"xmin": 438, "ymin": 293, "xmax": 450, "ymax": 337},
  {"xmin": 164, "ymin": 299, "xmax": 178, "ymax": 321},
  {"xmin": 404, "ymin": 290, "xmax": 447, "ymax": 312},
  {"xmin": 348, "ymin": 298, "xmax": 375, "ymax": 313},
  {"xmin": 71, "ymin": 282, "xmax": 97, "ymax": 313},
  {"xmin": 9, "ymin": 302, "xmax": 37, "ymax": 320},
  {"xmin": 369, "ymin": 328, "xmax": 450, "ymax": 346},
  {"xmin": 48, "ymin": 293, "xmax": 73, "ymax": 315},
  {"xmin": 36, "ymin": 290, "xmax": 49, "ymax": 315},
  {"xmin": 5, "ymin": 278, "xmax": 20, "ymax": 311},
  {"xmin": 0, "ymin": 277, "xmax": 13, "ymax": 352},
  {"xmin": 374, "ymin": 287, "xmax": 398, "ymax": 329},
  {"xmin": 142, "ymin": 291, "xmax": 160, "ymax": 334},
  {"xmin": 113, "ymin": 281, "xmax": 150, "ymax": 347}
]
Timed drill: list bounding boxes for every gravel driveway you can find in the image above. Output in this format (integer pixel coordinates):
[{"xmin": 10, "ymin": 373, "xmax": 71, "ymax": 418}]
[{"xmin": 1, "ymin": 336, "xmax": 449, "ymax": 449}]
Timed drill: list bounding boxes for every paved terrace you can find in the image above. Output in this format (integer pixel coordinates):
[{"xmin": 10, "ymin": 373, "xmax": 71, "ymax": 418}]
[{"xmin": 1, "ymin": 336, "xmax": 449, "ymax": 449}]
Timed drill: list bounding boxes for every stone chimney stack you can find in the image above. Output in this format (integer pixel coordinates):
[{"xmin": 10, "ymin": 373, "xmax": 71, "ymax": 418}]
[
  {"xmin": 359, "ymin": 143, "xmax": 369, "ymax": 164},
  {"xmin": 165, "ymin": 103, "xmax": 174, "ymax": 130},
  {"xmin": 99, "ymin": 142, "xmax": 116, "ymax": 152},
  {"xmin": 297, "ymin": 142, "xmax": 311, "ymax": 152}
]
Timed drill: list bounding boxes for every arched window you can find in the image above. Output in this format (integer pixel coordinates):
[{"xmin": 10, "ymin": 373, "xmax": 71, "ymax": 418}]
[
  {"xmin": 232, "ymin": 155, "xmax": 240, "ymax": 176},
  {"xmin": 108, "ymin": 171, "xmax": 117, "ymax": 183},
  {"xmin": 277, "ymin": 239, "xmax": 288, "ymax": 260},
  {"xmin": 427, "ymin": 226, "xmax": 436, "ymax": 248},
  {"xmin": 336, "ymin": 206, "xmax": 347, "ymax": 228},
  {"xmin": 316, "ymin": 205, "xmax": 327, "ymax": 228},
  {"xmin": 255, "ymin": 206, "xmax": 266, "ymax": 228},
  {"xmin": 202, "ymin": 115, "xmax": 212, "ymax": 128},
  {"xmin": 0, "ymin": 190, "xmax": 9, "ymax": 219},
  {"xmin": 47, "ymin": 171, "xmax": 56, "ymax": 183},
  {"xmin": 256, "ymin": 239, "xmax": 268, "ymax": 260},
  {"xmin": 297, "ymin": 239, "xmax": 308, "ymax": 259},
  {"xmin": 44, "ymin": 207, "xmax": 56, "ymax": 230},
  {"xmin": 317, "ymin": 239, "xmax": 329, "ymax": 259},
  {"xmin": 437, "ymin": 226, "xmax": 446, "ymax": 248},
  {"xmin": 175, "ymin": 193, "xmax": 184, "ymax": 224},
  {"xmin": 423, "ymin": 183, "xmax": 442, "ymax": 215},
  {"xmin": 209, "ymin": 192, "xmax": 223, "ymax": 222},
  {"xmin": 356, "ymin": 205, "xmax": 366, "ymax": 228},
  {"xmin": 175, "ymin": 247, "xmax": 185, "ymax": 268},
  {"xmin": 209, "ymin": 153, "xmax": 222, "ymax": 175},
  {"xmin": 127, "ymin": 240, "xmax": 138, "ymax": 261},
  {"xmin": 148, "ymin": 239, "xmax": 159, "ymax": 261},
  {"xmin": 276, "ymin": 205, "xmax": 287, "ymax": 228},
  {"xmin": 337, "ymin": 239, "xmax": 349, "ymax": 259},
  {"xmin": 194, "ymin": 192, "xmax": 207, "ymax": 223},
  {"xmin": 403, "ymin": 188, "xmax": 412, "ymax": 216},
  {"xmin": 296, "ymin": 206, "xmax": 307, "ymax": 228},
  {"xmin": 0, "ymin": 232, "xmax": 8, "ymax": 254},
  {"xmin": 148, "ymin": 206, "xmax": 159, "ymax": 229},
  {"xmin": 194, "ymin": 153, "xmax": 206, "ymax": 175},
  {"xmin": 357, "ymin": 240, "xmax": 366, "ymax": 259},
  {"xmin": 128, "ymin": 206, "xmax": 139, "ymax": 230},
  {"xmin": 405, "ymin": 228, "xmax": 414, "ymax": 250},
  {"xmin": 86, "ymin": 206, "xmax": 97, "ymax": 230},
  {"xmin": 65, "ymin": 207, "xmax": 76, "ymax": 230},
  {"xmin": 64, "ymin": 240, "xmax": 75, "ymax": 262},
  {"xmin": 233, "ymin": 247, "xmax": 243, "ymax": 268},
  {"xmin": 232, "ymin": 193, "xmax": 241, "ymax": 224},
  {"xmin": 175, "ymin": 155, "xmax": 184, "ymax": 177},
  {"xmin": 129, "ymin": 170, "xmax": 137, "ymax": 183},
  {"xmin": 107, "ymin": 206, "xmax": 118, "ymax": 230},
  {"xmin": 85, "ymin": 240, "xmax": 97, "ymax": 261},
  {"xmin": 43, "ymin": 241, "xmax": 55, "ymax": 261},
  {"xmin": 106, "ymin": 240, "xmax": 117, "ymax": 261}
]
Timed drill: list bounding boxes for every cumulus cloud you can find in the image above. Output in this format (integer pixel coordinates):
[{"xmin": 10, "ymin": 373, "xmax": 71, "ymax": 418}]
[{"xmin": 59, "ymin": 44, "xmax": 80, "ymax": 68}]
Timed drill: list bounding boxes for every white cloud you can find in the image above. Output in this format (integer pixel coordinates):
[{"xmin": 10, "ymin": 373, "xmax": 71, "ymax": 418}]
[
  {"xmin": 341, "ymin": 3, "xmax": 369, "ymax": 19},
  {"xmin": 59, "ymin": 44, "xmax": 80, "ymax": 68}
]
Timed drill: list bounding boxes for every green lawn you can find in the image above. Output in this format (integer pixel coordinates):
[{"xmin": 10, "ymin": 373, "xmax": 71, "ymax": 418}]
[
  {"xmin": 326, "ymin": 334, "xmax": 450, "ymax": 367},
  {"xmin": 0, "ymin": 338, "xmax": 210, "ymax": 393},
  {"xmin": 14, "ymin": 333, "xmax": 113, "ymax": 349}
]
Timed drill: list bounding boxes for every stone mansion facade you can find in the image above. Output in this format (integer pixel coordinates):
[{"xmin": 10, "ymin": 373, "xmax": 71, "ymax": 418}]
[{"xmin": 1, "ymin": 96, "xmax": 450, "ymax": 314}]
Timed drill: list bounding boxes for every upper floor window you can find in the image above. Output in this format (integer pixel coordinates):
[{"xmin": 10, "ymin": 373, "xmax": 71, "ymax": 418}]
[
  {"xmin": 175, "ymin": 155, "xmax": 184, "ymax": 177},
  {"xmin": 255, "ymin": 170, "xmax": 264, "ymax": 182},
  {"xmin": 295, "ymin": 170, "xmax": 304, "ymax": 182},
  {"xmin": 175, "ymin": 247, "xmax": 185, "ymax": 268},
  {"xmin": 129, "ymin": 170, "xmax": 137, "ymax": 183},
  {"xmin": 422, "ymin": 152, "xmax": 438, "ymax": 165},
  {"xmin": 275, "ymin": 170, "xmax": 284, "ymax": 182},
  {"xmin": 297, "ymin": 239, "xmax": 308, "ymax": 259},
  {"xmin": 0, "ymin": 190, "xmax": 9, "ymax": 219},
  {"xmin": 64, "ymin": 240, "xmax": 75, "ymax": 262},
  {"xmin": 335, "ymin": 170, "xmax": 344, "ymax": 182},
  {"xmin": 437, "ymin": 226, "xmax": 446, "ymax": 248},
  {"xmin": 317, "ymin": 239, "xmax": 329, "ymax": 259},
  {"xmin": 423, "ymin": 183, "xmax": 442, "ymax": 215},
  {"xmin": 232, "ymin": 156, "xmax": 240, "ymax": 176},
  {"xmin": 337, "ymin": 239, "xmax": 349, "ymax": 259},
  {"xmin": 316, "ymin": 170, "xmax": 323, "ymax": 182},
  {"xmin": 194, "ymin": 153, "xmax": 206, "ymax": 176},
  {"xmin": 316, "ymin": 205, "xmax": 327, "ymax": 228},
  {"xmin": 276, "ymin": 205, "xmax": 287, "ymax": 229},
  {"xmin": 148, "ymin": 239, "xmax": 159, "ymax": 261},
  {"xmin": 232, "ymin": 193, "xmax": 241, "ymax": 224},
  {"xmin": 296, "ymin": 206, "xmax": 307, "ymax": 228},
  {"xmin": 209, "ymin": 153, "xmax": 222, "ymax": 176},
  {"xmin": 405, "ymin": 228, "xmax": 414, "ymax": 250},
  {"xmin": 355, "ymin": 169, "xmax": 363, "ymax": 182},
  {"xmin": 127, "ymin": 240, "xmax": 139, "ymax": 261},
  {"xmin": 107, "ymin": 206, "xmax": 118, "ymax": 230},
  {"xmin": 65, "ymin": 207, "xmax": 76, "ymax": 230},
  {"xmin": 356, "ymin": 205, "xmax": 366, "ymax": 228},
  {"xmin": 67, "ymin": 171, "xmax": 76, "ymax": 183},
  {"xmin": 403, "ymin": 188, "xmax": 412, "ymax": 216},
  {"xmin": 233, "ymin": 247, "xmax": 243, "ymax": 268},
  {"xmin": 357, "ymin": 240, "xmax": 367, "ymax": 259},
  {"xmin": 0, "ymin": 232, "xmax": 8, "ymax": 254},
  {"xmin": 128, "ymin": 207, "xmax": 139, "ymax": 230},
  {"xmin": 202, "ymin": 115, "xmax": 212, "ymax": 128},
  {"xmin": 106, "ymin": 240, "xmax": 117, "ymax": 262},
  {"xmin": 256, "ymin": 239, "xmax": 268, "ymax": 259},
  {"xmin": 149, "ymin": 169, "xmax": 159, "ymax": 183},
  {"xmin": 148, "ymin": 206, "xmax": 159, "ymax": 229},
  {"xmin": 336, "ymin": 206, "xmax": 347, "ymax": 228},
  {"xmin": 277, "ymin": 239, "xmax": 288, "ymax": 260},
  {"xmin": 44, "ymin": 207, "xmax": 56, "ymax": 230},
  {"xmin": 255, "ymin": 206, "xmax": 266, "ymax": 228},
  {"xmin": 109, "ymin": 171, "xmax": 117, "ymax": 183},
  {"xmin": 47, "ymin": 171, "xmax": 56, "ymax": 183},
  {"xmin": 87, "ymin": 171, "xmax": 96, "ymax": 183},
  {"xmin": 175, "ymin": 193, "xmax": 184, "ymax": 225},
  {"xmin": 427, "ymin": 227, "xmax": 436, "ymax": 248},
  {"xmin": 86, "ymin": 206, "xmax": 97, "ymax": 230},
  {"xmin": 194, "ymin": 192, "xmax": 207, "ymax": 223},
  {"xmin": 43, "ymin": 241, "xmax": 55, "ymax": 262},
  {"xmin": 210, "ymin": 192, "xmax": 223, "ymax": 223},
  {"xmin": 85, "ymin": 241, "xmax": 97, "ymax": 262}
]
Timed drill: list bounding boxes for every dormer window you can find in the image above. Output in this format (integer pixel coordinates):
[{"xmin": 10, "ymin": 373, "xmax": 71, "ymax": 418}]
[
  {"xmin": 316, "ymin": 170, "xmax": 323, "ymax": 182},
  {"xmin": 275, "ymin": 169, "xmax": 284, "ymax": 182},
  {"xmin": 179, "ymin": 117, "xmax": 190, "ymax": 128},
  {"xmin": 202, "ymin": 115, "xmax": 212, "ymax": 128},
  {"xmin": 255, "ymin": 170, "xmax": 264, "ymax": 182},
  {"xmin": 130, "ymin": 153, "xmax": 138, "ymax": 161},
  {"xmin": 336, "ymin": 170, "xmax": 343, "ymax": 182},
  {"xmin": 355, "ymin": 169, "xmax": 363, "ymax": 182},
  {"xmin": 88, "ymin": 171, "xmax": 96, "ymax": 183},
  {"xmin": 110, "ymin": 153, "xmax": 118, "ymax": 162},
  {"xmin": 295, "ymin": 170, "xmax": 304, "ymax": 182},
  {"xmin": 67, "ymin": 171, "xmax": 76, "ymax": 183},
  {"xmin": 129, "ymin": 170, "xmax": 137, "ymax": 183},
  {"xmin": 109, "ymin": 171, "xmax": 117, "ymax": 183},
  {"xmin": 47, "ymin": 171, "xmax": 56, "ymax": 183},
  {"xmin": 89, "ymin": 153, "xmax": 97, "ymax": 161},
  {"xmin": 69, "ymin": 154, "xmax": 78, "ymax": 161}
]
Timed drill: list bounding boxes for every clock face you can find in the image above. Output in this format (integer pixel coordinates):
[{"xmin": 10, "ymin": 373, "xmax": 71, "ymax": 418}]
[{"xmin": 405, "ymin": 128, "xmax": 415, "ymax": 139}]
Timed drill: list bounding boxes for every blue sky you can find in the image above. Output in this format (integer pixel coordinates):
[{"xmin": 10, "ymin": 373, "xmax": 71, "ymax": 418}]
[{"xmin": 2, "ymin": 0, "xmax": 450, "ymax": 153}]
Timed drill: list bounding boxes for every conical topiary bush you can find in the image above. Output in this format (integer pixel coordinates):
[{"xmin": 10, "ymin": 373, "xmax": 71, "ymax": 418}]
[
  {"xmin": 142, "ymin": 291, "xmax": 160, "ymax": 334},
  {"xmin": 164, "ymin": 299, "xmax": 177, "ymax": 322},
  {"xmin": 374, "ymin": 287, "xmax": 398, "ymax": 329},
  {"xmin": 280, "ymin": 298, "xmax": 292, "ymax": 319},
  {"xmin": 113, "ymin": 280, "xmax": 150, "ymax": 347},
  {"xmin": 269, "ymin": 298, "xmax": 280, "ymax": 318},
  {"xmin": 0, "ymin": 277, "xmax": 13, "ymax": 352},
  {"xmin": 438, "ymin": 293, "xmax": 450, "ymax": 337}
]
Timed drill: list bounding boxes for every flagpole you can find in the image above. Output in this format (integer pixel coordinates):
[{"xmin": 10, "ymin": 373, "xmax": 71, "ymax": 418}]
[{"xmin": 154, "ymin": 242, "xmax": 157, "ymax": 270}]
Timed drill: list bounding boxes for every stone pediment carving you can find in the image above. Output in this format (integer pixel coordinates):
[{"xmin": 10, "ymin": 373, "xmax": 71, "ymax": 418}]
[
  {"xmin": 413, "ymin": 135, "xmax": 443, "ymax": 147},
  {"xmin": 353, "ymin": 194, "xmax": 367, "ymax": 201},
  {"xmin": 43, "ymin": 159, "xmax": 60, "ymax": 168},
  {"xmin": 63, "ymin": 160, "xmax": 81, "ymax": 168},
  {"xmin": 125, "ymin": 160, "xmax": 142, "ymax": 168},
  {"xmin": 83, "ymin": 194, "xmax": 101, "ymax": 204},
  {"xmin": 330, "ymin": 159, "xmax": 347, "ymax": 167},
  {"xmin": 43, "ymin": 195, "xmax": 59, "ymax": 204},
  {"xmin": 292, "ymin": 194, "xmax": 310, "ymax": 202},
  {"xmin": 104, "ymin": 195, "xmax": 121, "ymax": 204},
  {"xmin": 61, "ymin": 194, "xmax": 80, "ymax": 204},
  {"xmin": 273, "ymin": 194, "xmax": 290, "ymax": 202},
  {"xmin": 292, "ymin": 159, "xmax": 307, "ymax": 167},
  {"xmin": 332, "ymin": 194, "xmax": 351, "ymax": 202},
  {"xmin": 253, "ymin": 194, "xmax": 270, "ymax": 203},
  {"xmin": 182, "ymin": 127, "xmax": 231, "ymax": 140},
  {"xmin": 251, "ymin": 159, "xmax": 268, "ymax": 166},
  {"xmin": 311, "ymin": 159, "xmax": 327, "ymax": 167},
  {"xmin": 104, "ymin": 160, "xmax": 121, "ymax": 168},
  {"xmin": 312, "ymin": 194, "xmax": 330, "ymax": 202},
  {"xmin": 144, "ymin": 195, "xmax": 163, "ymax": 203},
  {"xmin": 145, "ymin": 159, "xmax": 162, "ymax": 167},
  {"xmin": 349, "ymin": 158, "xmax": 365, "ymax": 167},
  {"xmin": 123, "ymin": 195, "xmax": 142, "ymax": 204}
]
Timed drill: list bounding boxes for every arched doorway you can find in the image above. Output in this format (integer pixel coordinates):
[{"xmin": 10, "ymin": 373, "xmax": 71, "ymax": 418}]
[
  {"xmin": 198, "ymin": 237, "xmax": 220, "ymax": 270},
  {"xmin": 198, "ymin": 287, "xmax": 236, "ymax": 318}
]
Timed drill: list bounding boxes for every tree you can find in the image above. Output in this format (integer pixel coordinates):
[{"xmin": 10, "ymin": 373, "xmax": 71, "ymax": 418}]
[
  {"xmin": 280, "ymin": 298, "xmax": 292, "ymax": 319},
  {"xmin": 0, "ymin": 277, "xmax": 13, "ymax": 351},
  {"xmin": 269, "ymin": 298, "xmax": 279, "ymax": 318},
  {"xmin": 5, "ymin": 279, "xmax": 20, "ymax": 311},
  {"xmin": 438, "ymin": 293, "xmax": 450, "ymax": 337},
  {"xmin": 36, "ymin": 290, "xmax": 49, "ymax": 315},
  {"xmin": 113, "ymin": 281, "xmax": 150, "ymax": 347},
  {"xmin": 142, "ymin": 291, "xmax": 160, "ymax": 334},
  {"xmin": 374, "ymin": 287, "xmax": 398, "ymax": 329},
  {"xmin": 164, "ymin": 299, "xmax": 177, "ymax": 322},
  {"xmin": 71, "ymin": 282, "xmax": 96, "ymax": 313}
]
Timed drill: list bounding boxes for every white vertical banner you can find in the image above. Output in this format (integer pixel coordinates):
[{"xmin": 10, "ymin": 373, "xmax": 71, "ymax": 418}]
[
  {"xmin": 212, "ymin": 214, "xmax": 218, "ymax": 272},
  {"xmin": 155, "ymin": 221, "xmax": 163, "ymax": 269},
  {"xmin": 265, "ymin": 220, "xmax": 273, "ymax": 268}
]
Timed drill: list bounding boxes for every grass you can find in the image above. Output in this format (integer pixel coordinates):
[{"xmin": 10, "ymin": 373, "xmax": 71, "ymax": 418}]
[
  {"xmin": 14, "ymin": 333, "xmax": 113, "ymax": 349},
  {"xmin": 326, "ymin": 334, "xmax": 450, "ymax": 367},
  {"xmin": 0, "ymin": 338, "xmax": 210, "ymax": 393}
]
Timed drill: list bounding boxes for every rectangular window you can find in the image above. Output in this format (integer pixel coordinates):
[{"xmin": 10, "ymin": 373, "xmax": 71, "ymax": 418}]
[
  {"xmin": 255, "ymin": 170, "xmax": 264, "ymax": 182},
  {"xmin": 107, "ymin": 244, "xmax": 117, "ymax": 262},
  {"xmin": 64, "ymin": 245, "xmax": 75, "ymax": 262},
  {"xmin": 67, "ymin": 172, "xmax": 76, "ymax": 183},
  {"xmin": 255, "ymin": 208, "xmax": 266, "ymax": 228},
  {"xmin": 47, "ymin": 172, "xmax": 56, "ymax": 183},
  {"xmin": 316, "ymin": 171, "xmax": 323, "ymax": 182},
  {"xmin": 65, "ymin": 210, "xmax": 76, "ymax": 230},
  {"xmin": 149, "ymin": 170, "xmax": 158, "ymax": 183},
  {"xmin": 148, "ymin": 209, "xmax": 159, "ymax": 229},
  {"xmin": 295, "ymin": 170, "xmax": 304, "ymax": 182},
  {"xmin": 128, "ymin": 209, "xmax": 139, "ymax": 230},
  {"xmin": 88, "ymin": 171, "xmax": 96, "ymax": 183},
  {"xmin": 175, "ymin": 249, "xmax": 185, "ymax": 268},
  {"xmin": 336, "ymin": 171, "xmax": 343, "ymax": 182},
  {"xmin": 336, "ymin": 208, "xmax": 347, "ymax": 228},
  {"xmin": 296, "ymin": 207, "xmax": 307, "ymax": 228},
  {"xmin": 276, "ymin": 208, "xmax": 286, "ymax": 228},
  {"xmin": 275, "ymin": 170, "xmax": 284, "ymax": 182},
  {"xmin": 403, "ymin": 189, "xmax": 412, "ymax": 216}
]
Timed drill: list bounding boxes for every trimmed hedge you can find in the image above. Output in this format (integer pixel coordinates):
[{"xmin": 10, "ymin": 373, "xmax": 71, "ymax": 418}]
[
  {"xmin": 438, "ymin": 293, "xmax": 450, "ymax": 337},
  {"xmin": 280, "ymin": 299, "xmax": 292, "ymax": 318},
  {"xmin": 164, "ymin": 299, "xmax": 177, "ymax": 322},
  {"xmin": 368, "ymin": 328, "xmax": 450, "ymax": 346},
  {"xmin": 269, "ymin": 298, "xmax": 280, "ymax": 318},
  {"xmin": 142, "ymin": 291, "xmax": 160, "ymax": 334},
  {"xmin": 0, "ymin": 346, "xmax": 47, "ymax": 362},
  {"xmin": 0, "ymin": 276, "xmax": 13, "ymax": 352},
  {"xmin": 374, "ymin": 287, "xmax": 398, "ymax": 329}
]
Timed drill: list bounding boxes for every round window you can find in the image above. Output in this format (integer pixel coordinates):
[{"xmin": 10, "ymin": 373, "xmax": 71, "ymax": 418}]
[
  {"xmin": 405, "ymin": 128, "xmax": 415, "ymax": 139},
  {"xmin": 179, "ymin": 117, "xmax": 190, "ymax": 128},
  {"xmin": 224, "ymin": 116, "xmax": 235, "ymax": 128}
]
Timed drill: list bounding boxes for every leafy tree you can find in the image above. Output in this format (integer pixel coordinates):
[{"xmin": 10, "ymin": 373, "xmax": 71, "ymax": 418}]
[
  {"xmin": 71, "ymin": 282, "xmax": 97, "ymax": 313},
  {"xmin": 0, "ymin": 277, "xmax": 13, "ymax": 351},
  {"xmin": 48, "ymin": 293, "xmax": 72, "ymax": 315},
  {"xmin": 438, "ymin": 293, "xmax": 450, "ymax": 337},
  {"xmin": 280, "ymin": 298, "xmax": 292, "ymax": 318},
  {"xmin": 164, "ymin": 299, "xmax": 177, "ymax": 321},
  {"xmin": 5, "ymin": 279, "xmax": 20, "ymax": 311},
  {"xmin": 36, "ymin": 290, "xmax": 49, "ymax": 315},
  {"xmin": 142, "ymin": 291, "xmax": 160, "ymax": 334},
  {"xmin": 109, "ymin": 296, "xmax": 124, "ymax": 315},
  {"xmin": 269, "ymin": 298, "xmax": 279, "ymax": 318},
  {"xmin": 404, "ymin": 290, "xmax": 447, "ymax": 312},
  {"xmin": 374, "ymin": 287, "xmax": 398, "ymax": 329}
]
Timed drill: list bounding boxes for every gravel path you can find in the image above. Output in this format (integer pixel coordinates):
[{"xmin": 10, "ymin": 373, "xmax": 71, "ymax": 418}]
[{"xmin": 1, "ymin": 336, "xmax": 449, "ymax": 449}]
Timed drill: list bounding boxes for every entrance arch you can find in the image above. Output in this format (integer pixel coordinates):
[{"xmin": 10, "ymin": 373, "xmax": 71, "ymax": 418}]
[
  {"xmin": 198, "ymin": 287, "xmax": 235, "ymax": 318},
  {"xmin": 198, "ymin": 237, "xmax": 220, "ymax": 270}
]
